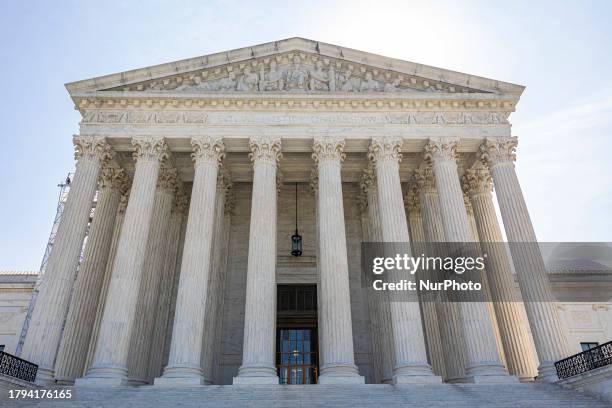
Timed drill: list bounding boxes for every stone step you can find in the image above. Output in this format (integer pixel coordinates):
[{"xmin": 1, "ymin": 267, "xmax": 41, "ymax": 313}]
[{"xmin": 4, "ymin": 384, "xmax": 611, "ymax": 408}]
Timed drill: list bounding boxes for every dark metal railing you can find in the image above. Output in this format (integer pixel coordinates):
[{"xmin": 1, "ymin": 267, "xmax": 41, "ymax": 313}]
[
  {"xmin": 555, "ymin": 341, "xmax": 612, "ymax": 380},
  {"xmin": 0, "ymin": 351, "xmax": 38, "ymax": 383}
]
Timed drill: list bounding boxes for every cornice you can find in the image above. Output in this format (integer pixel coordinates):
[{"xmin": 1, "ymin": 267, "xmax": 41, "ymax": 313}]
[{"xmin": 73, "ymin": 93, "xmax": 517, "ymax": 119}]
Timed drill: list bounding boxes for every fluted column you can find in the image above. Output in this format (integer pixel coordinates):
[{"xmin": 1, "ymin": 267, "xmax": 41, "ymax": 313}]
[
  {"xmin": 147, "ymin": 192, "xmax": 188, "ymax": 381},
  {"xmin": 480, "ymin": 137, "xmax": 569, "ymax": 382},
  {"xmin": 84, "ymin": 193, "xmax": 129, "ymax": 373},
  {"xmin": 201, "ymin": 171, "xmax": 231, "ymax": 383},
  {"xmin": 128, "ymin": 167, "xmax": 178, "ymax": 384},
  {"xmin": 78, "ymin": 137, "xmax": 169, "ymax": 386},
  {"xmin": 311, "ymin": 136, "xmax": 363, "ymax": 384},
  {"xmin": 156, "ymin": 136, "xmax": 225, "ymax": 385},
  {"xmin": 413, "ymin": 167, "xmax": 467, "ymax": 383},
  {"xmin": 463, "ymin": 168, "xmax": 538, "ymax": 381},
  {"xmin": 424, "ymin": 137, "xmax": 513, "ymax": 383},
  {"xmin": 463, "ymin": 191, "xmax": 508, "ymax": 370},
  {"xmin": 55, "ymin": 167, "xmax": 129, "ymax": 383},
  {"xmin": 368, "ymin": 136, "xmax": 440, "ymax": 384},
  {"xmin": 22, "ymin": 136, "xmax": 113, "ymax": 384},
  {"xmin": 212, "ymin": 193, "xmax": 234, "ymax": 384},
  {"xmin": 404, "ymin": 183, "xmax": 446, "ymax": 379},
  {"xmin": 360, "ymin": 169, "xmax": 395, "ymax": 384},
  {"xmin": 233, "ymin": 136, "xmax": 281, "ymax": 384}
]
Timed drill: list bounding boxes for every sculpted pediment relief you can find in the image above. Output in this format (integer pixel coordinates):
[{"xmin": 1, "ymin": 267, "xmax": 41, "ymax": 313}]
[{"xmin": 105, "ymin": 52, "xmax": 484, "ymax": 94}]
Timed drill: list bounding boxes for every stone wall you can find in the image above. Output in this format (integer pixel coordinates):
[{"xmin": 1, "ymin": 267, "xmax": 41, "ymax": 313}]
[{"xmin": 0, "ymin": 273, "xmax": 37, "ymax": 354}]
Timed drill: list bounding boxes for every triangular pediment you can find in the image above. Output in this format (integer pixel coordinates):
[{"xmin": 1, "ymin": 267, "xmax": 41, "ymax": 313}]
[{"xmin": 66, "ymin": 37, "xmax": 524, "ymax": 97}]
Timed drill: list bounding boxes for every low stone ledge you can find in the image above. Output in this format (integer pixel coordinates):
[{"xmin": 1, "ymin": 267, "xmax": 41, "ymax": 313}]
[
  {"xmin": 0, "ymin": 372, "xmax": 39, "ymax": 399},
  {"xmin": 557, "ymin": 364, "xmax": 612, "ymax": 402}
]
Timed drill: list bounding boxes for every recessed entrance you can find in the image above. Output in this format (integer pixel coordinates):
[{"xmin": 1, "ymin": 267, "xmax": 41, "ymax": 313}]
[{"xmin": 276, "ymin": 285, "xmax": 318, "ymax": 384}]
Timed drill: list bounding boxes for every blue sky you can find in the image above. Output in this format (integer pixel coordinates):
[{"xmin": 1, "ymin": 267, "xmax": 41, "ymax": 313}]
[{"xmin": 1, "ymin": 1, "xmax": 611, "ymax": 271}]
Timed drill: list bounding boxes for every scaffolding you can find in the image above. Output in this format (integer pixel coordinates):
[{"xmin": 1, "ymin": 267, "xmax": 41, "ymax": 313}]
[{"xmin": 16, "ymin": 172, "xmax": 76, "ymax": 356}]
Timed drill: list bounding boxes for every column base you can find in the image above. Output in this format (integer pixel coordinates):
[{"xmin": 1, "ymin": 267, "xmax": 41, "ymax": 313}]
[
  {"xmin": 318, "ymin": 364, "xmax": 365, "ymax": 384},
  {"xmin": 461, "ymin": 364, "xmax": 518, "ymax": 384},
  {"xmin": 127, "ymin": 377, "xmax": 149, "ymax": 386},
  {"xmin": 155, "ymin": 365, "xmax": 211, "ymax": 386},
  {"xmin": 34, "ymin": 367, "xmax": 55, "ymax": 386},
  {"xmin": 536, "ymin": 362, "xmax": 560, "ymax": 383},
  {"xmin": 76, "ymin": 366, "xmax": 130, "ymax": 387},
  {"xmin": 233, "ymin": 365, "xmax": 279, "ymax": 385},
  {"xmin": 392, "ymin": 364, "xmax": 442, "ymax": 384},
  {"xmin": 54, "ymin": 377, "xmax": 76, "ymax": 386}
]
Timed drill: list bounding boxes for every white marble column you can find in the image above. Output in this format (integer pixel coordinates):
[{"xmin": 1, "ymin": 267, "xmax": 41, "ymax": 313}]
[
  {"xmin": 233, "ymin": 136, "xmax": 281, "ymax": 385},
  {"xmin": 404, "ymin": 184, "xmax": 446, "ymax": 379},
  {"xmin": 128, "ymin": 167, "xmax": 178, "ymax": 384},
  {"xmin": 22, "ymin": 136, "xmax": 113, "ymax": 384},
  {"xmin": 413, "ymin": 167, "xmax": 467, "ymax": 383},
  {"xmin": 424, "ymin": 137, "xmax": 513, "ymax": 383},
  {"xmin": 360, "ymin": 169, "xmax": 395, "ymax": 384},
  {"xmin": 368, "ymin": 136, "xmax": 440, "ymax": 384},
  {"xmin": 147, "ymin": 192, "xmax": 188, "ymax": 381},
  {"xmin": 55, "ymin": 167, "xmax": 129, "ymax": 383},
  {"xmin": 212, "ymin": 194, "xmax": 234, "ymax": 384},
  {"xmin": 84, "ymin": 193, "xmax": 129, "ymax": 373},
  {"xmin": 357, "ymin": 194, "xmax": 382, "ymax": 384},
  {"xmin": 78, "ymin": 137, "xmax": 168, "ymax": 386},
  {"xmin": 312, "ymin": 136, "xmax": 363, "ymax": 384},
  {"xmin": 462, "ymin": 168, "xmax": 538, "ymax": 381},
  {"xmin": 157, "ymin": 136, "xmax": 225, "ymax": 386},
  {"xmin": 463, "ymin": 191, "xmax": 509, "ymax": 370},
  {"xmin": 201, "ymin": 171, "xmax": 231, "ymax": 383},
  {"xmin": 480, "ymin": 137, "xmax": 569, "ymax": 382}
]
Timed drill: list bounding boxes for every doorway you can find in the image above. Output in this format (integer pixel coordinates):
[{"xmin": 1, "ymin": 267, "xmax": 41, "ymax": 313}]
[{"xmin": 276, "ymin": 285, "xmax": 318, "ymax": 384}]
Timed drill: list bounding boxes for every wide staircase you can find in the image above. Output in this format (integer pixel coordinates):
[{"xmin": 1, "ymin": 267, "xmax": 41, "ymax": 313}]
[{"xmin": 4, "ymin": 383, "xmax": 611, "ymax": 407}]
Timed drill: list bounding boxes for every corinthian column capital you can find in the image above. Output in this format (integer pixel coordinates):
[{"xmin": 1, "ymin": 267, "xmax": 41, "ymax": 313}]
[
  {"xmin": 404, "ymin": 183, "xmax": 421, "ymax": 217},
  {"xmin": 217, "ymin": 169, "xmax": 233, "ymax": 195},
  {"xmin": 248, "ymin": 135, "xmax": 282, "ymax": 165},
  {"xmin": 73, "ymin": 136, "xmax": 114, "ymax": 164},
  {"xmin": 132, "ymin": 137, "xmax": 169, "ymax": 163},
  {"xmin": 172, "ymin": 190, "xmax": 189, "ymax": 215},
  {"xmin": 99, "ymin": 167, "xmax": 131, "ymax": 194},
  {"xmin": 423, "ymin": 137, "xmax": 458, "ymax": 165},
  {"xmin": 312, "ymin": 136, "xmax": 346, "ymax": 164},
  {"xmin": 157, "ymin": 167, "xmax": 180, "ymax": 194},
  {"xmin": 191, "ymin": 136, "xmax": 225, "ymax": 164},
  {"xmin": 367, "ymin": 136, "xmax": 403, "ymax": 164},
  {"xmin": 479, "ymin": 136, "xmax": 518, "ymax": 168},
  {"xmin": 461, "ymin": 169, "xmax": 493, "ymax": 197},
  {"xmin": 359, "ymin": 167, "xmax": 376, "ymax": 194},
  {"xmin": 309, "ymin": 167, "xmax": 318, "ymax": 196},
  {"xmin": 412, "ymin": 167, "xmax": 436, "ymax": 194}
]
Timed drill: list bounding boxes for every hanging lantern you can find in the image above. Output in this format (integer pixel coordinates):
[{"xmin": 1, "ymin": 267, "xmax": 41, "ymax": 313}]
[{"xmin": 291, "ymin": 182, "xmax": 303, "ymax": 257}]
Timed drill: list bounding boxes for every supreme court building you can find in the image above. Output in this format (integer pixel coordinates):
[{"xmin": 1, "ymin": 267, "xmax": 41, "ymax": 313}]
[{"xmin": 18, "ymin": 38, "xmax": 577, "ymax": 387}]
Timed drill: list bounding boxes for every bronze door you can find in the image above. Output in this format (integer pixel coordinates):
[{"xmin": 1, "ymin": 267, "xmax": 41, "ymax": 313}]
[{"xmin": 277, "ymin": 328, "xmax": 318, "ymax": 384}]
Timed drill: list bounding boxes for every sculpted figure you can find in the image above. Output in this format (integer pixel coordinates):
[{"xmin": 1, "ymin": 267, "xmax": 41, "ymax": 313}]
[
  {"xmin": 338, "ymin": 69, "xmax": 360, "ymax": 92},
  {"xmin": 148, "ymin": 80, "xmax": 165, "ymax": 91},
  {"xmin": 237, "ymin": 66, "xmax": 259, "ymax": 91},
  {"xmin": 285, "ymin": 56, "xmax": 308, "ymax": 90},
  {"xmin": 175, "ymin": 76, "xmax": 203, "ymax": 91},
  {"xmin": 383, "ymin": 78, "xmax": 402, "ymax": 92},
  {"xmin": 309, "ymin": 61, "xmax": 331, "ymax": 91},
  {"xmin": 259, "ymin": 60, "xmax": 285, "ymax": 91},
  {"xmin": 360, "ymin": 72, "xmax": 380, "ymax": 92},
  {"xmin": 217, "ymin": 72, "xmax": 237, "ymax": 91}
]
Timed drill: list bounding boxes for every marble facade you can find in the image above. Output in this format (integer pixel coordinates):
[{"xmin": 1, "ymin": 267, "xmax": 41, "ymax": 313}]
[{"xmin": 12, "ymin": 38, "xmax": 589, "ymax": 386}]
